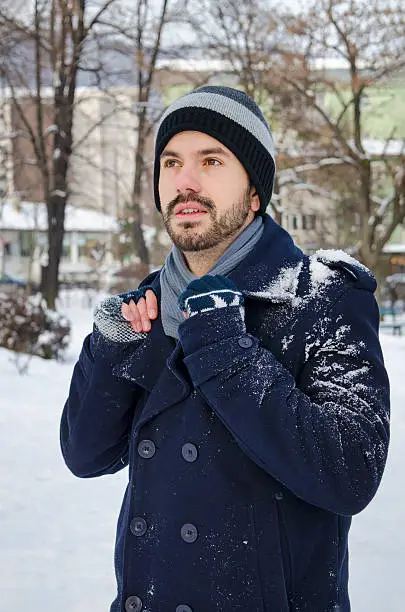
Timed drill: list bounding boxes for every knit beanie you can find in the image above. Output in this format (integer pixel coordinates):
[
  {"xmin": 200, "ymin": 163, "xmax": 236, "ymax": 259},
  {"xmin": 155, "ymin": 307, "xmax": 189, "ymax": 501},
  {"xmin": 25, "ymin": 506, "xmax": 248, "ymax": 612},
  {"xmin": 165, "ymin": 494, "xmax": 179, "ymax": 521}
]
[{"xmin": 154, "ymin": 85, "xmax": 276, "ymax": 216}]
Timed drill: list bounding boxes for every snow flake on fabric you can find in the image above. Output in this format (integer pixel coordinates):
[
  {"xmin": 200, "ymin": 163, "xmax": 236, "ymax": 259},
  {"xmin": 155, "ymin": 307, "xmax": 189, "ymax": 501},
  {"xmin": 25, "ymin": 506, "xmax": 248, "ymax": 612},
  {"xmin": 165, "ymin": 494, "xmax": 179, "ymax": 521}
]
[
  {"xmin": 303, "ymin": 318, "xmax": 373, "ymax": 420},
  {"xmin": 247, "ymin": 261, "xmax": 303, "ymax": 305},
  {"xmin": 315, "ymin": 249, "xmax": 370, "ymax": 273},
  {"xmin": 147, "ymin": 581, "xmax": 155, "ymax": 597},
  {"xmin": 281, "ymin": 335, "xmax": 295, "ymax": 352},
  {"xmin": 308, "ymin": 257, "xmax": 339, "ymax": 295},
  {"xmin": 247, "ymin": 252, "xmax": 346, "ymax": 307}
]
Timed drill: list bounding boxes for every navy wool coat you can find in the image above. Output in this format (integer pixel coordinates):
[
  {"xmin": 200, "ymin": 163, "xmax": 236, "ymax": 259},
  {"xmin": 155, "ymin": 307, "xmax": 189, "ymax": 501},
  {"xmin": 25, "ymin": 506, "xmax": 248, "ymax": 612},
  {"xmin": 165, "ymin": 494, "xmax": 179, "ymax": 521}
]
[{"xmin": 61, "ymin": 215, "xmax": 390, "ymax": 612}]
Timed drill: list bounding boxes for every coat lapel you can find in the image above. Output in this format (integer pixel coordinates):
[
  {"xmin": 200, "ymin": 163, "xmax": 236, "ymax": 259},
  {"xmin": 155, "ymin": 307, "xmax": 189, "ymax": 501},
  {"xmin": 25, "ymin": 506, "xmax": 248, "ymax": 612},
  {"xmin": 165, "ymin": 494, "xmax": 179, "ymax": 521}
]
[
  {"xmin": 136, "ymin": 342, "xmax": 191, "ymax": 427},
  {"xmin": 227, "ymin": 215, "xmax": 304, "ymax": 302},
  {"xmin": 114, "ymin": 216, "xmax": 306, "ymax": 426}
]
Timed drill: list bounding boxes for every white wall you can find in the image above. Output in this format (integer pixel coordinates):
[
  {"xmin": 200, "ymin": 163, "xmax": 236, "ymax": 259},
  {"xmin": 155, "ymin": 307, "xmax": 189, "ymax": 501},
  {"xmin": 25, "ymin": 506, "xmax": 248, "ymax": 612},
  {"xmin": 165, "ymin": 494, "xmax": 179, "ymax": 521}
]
[
  {"xmin": 69, "ymin": 88, "xmax": 138, "ymax": 217},
  {"xmin": 280, "ymin": 187, "xmax": 337, "ymax": 251}
]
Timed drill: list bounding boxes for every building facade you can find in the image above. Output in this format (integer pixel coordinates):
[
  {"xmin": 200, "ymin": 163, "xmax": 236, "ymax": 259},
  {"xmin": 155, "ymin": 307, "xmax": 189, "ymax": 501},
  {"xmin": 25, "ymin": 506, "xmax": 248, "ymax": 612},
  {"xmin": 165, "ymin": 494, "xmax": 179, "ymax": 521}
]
[{"xmin": 0, "ymin": 200, "xmax": 117, "ymax": 283}]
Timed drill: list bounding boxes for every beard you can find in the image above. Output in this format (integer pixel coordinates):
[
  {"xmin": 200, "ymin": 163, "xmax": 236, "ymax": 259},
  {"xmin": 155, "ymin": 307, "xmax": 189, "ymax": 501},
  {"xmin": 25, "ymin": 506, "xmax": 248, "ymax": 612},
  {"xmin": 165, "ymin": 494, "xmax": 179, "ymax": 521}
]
[{"xmin": 162, "ymin": 187, "xmax": 252, "ymax": 252}]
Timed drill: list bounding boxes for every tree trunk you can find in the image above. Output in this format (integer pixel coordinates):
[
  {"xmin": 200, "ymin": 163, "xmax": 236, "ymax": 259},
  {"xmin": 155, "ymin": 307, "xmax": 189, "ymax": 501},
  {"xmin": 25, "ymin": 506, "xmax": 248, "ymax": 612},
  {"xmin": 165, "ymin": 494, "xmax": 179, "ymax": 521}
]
[
  {"xmin": 131, "ymin": 106, "xmax": 150, "ymax": 266},
  {"xmin": 43, "ymin": 192, "xmax": 67, "ymax": 308}
]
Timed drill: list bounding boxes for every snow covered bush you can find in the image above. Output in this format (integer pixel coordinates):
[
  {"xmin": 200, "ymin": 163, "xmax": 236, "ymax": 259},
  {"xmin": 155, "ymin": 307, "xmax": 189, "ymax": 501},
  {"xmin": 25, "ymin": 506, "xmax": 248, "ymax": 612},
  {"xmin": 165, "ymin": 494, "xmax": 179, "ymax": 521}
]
[{"xmin": 0, "ymin": 292, "xmax": 71, "ymax": 364}]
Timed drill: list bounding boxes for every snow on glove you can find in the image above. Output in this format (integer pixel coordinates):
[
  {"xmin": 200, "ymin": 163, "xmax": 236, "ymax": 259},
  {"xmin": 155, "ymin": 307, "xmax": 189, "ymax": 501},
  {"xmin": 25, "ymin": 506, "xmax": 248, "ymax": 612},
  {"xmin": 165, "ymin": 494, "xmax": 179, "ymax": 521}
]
[
  {"xmin": 178, "ymin": 275, "xmax": 244, "ymax": 319},
  {"xmin": 91, "ymin": 286, "xmax": 154, "ymax": 361}
]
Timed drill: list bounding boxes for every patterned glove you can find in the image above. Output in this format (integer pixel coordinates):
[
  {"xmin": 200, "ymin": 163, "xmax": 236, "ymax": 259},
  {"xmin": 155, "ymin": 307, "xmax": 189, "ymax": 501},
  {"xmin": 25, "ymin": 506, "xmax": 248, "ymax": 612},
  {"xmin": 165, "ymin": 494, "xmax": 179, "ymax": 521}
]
[
  {"xmin": 91, "ymin": 285, "xmax": 154, "ymax": 361},
  {"xmin": 178, "ymin": 275, "xmax": 244, "ymax": 318}
]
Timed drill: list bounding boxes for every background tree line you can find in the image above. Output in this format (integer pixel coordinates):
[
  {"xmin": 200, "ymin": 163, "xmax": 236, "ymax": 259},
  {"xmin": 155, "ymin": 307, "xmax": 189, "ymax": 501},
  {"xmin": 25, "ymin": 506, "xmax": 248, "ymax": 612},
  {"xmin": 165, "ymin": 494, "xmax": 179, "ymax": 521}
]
[{"xmin": 1, "ymin": 0, "xmax": 404, "ymax": 307}]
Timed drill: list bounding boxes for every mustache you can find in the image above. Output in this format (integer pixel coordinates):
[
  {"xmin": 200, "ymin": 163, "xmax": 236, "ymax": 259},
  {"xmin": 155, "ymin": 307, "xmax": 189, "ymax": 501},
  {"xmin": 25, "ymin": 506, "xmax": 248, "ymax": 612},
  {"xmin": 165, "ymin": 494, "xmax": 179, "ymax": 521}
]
[{"xmin": 166, "ymin": 193, "xmax": 215, "ymax": 216}]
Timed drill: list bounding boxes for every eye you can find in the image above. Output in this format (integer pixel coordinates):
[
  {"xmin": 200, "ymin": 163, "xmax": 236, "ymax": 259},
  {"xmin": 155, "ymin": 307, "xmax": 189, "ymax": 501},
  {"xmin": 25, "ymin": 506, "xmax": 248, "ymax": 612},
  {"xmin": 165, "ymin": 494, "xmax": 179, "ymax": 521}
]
[
  {"xmin": 204, "ymin": 158, "xmax": 222, "ymax": 167},
  {"xmin": 163, "ymin": 159, "xmax": 180, "ymax": 168}
]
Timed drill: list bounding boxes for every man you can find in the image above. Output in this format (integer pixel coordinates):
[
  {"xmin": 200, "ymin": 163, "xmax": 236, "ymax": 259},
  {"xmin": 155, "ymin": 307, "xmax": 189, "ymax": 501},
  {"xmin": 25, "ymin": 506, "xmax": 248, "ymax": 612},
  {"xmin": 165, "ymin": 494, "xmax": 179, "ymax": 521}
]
[{"xmin": 61, "ymin": 86, "xmax": 390, "ymax": 612}]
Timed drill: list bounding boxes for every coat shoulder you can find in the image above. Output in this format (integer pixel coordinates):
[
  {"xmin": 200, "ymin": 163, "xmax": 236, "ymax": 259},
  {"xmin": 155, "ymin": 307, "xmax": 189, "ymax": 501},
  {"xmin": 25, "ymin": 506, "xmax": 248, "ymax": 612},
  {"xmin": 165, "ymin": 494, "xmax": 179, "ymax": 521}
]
[{"xmin": 311, "ymin": 249, "xmax": 377, "ymax": 293}]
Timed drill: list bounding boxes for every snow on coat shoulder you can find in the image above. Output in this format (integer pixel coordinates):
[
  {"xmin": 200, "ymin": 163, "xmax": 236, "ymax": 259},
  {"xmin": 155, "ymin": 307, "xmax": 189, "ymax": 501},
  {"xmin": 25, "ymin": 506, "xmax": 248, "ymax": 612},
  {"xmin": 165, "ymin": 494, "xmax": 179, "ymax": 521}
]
[
  {"xmin": 312, "ymin": 248, "xmax": 377, "ymax": 293},
  {"xmin": 247, "ymin": 249, "xmax": 376, "ymax": 307}
]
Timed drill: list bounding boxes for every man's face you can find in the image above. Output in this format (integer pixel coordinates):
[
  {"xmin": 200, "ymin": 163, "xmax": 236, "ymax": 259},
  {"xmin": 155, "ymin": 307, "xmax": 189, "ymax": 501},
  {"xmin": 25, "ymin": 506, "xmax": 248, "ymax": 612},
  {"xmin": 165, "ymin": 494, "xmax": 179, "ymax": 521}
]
[{"xmin": 158, "ymin": 131, "xmax": 260, "ymax": 252}]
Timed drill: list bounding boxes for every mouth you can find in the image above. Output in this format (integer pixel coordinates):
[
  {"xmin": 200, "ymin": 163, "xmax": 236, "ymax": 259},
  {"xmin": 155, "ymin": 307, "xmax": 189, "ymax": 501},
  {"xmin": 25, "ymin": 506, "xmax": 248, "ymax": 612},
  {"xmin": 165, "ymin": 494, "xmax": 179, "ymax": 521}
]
[{"xmin": 174, "ymin": 205, "xmax": 209, "ymax": 219}]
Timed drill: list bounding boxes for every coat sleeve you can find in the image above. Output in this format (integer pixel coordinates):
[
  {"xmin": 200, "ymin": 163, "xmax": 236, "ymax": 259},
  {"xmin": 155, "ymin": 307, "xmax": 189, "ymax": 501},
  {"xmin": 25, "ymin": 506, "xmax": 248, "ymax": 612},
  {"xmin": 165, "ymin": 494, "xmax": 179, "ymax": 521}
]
[
  {"xmin": 178, "ymin": 286, "xmax": 390, "ymax": 516},
  {"xmin": 60, "ymin": 334, "xmax": 140, "ymax": 478}
]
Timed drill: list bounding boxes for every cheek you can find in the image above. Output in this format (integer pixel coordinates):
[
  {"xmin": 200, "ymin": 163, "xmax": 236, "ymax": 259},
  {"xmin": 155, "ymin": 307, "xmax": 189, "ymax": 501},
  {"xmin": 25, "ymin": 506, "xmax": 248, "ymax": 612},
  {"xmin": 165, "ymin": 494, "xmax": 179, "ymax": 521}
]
[
  {"xmin": 158, "ymin": 173, "xmax": 173, "ymax": 203},
  {"xmin": 216, "ymin": 180, "xmax": 248, "ymax": 207}
]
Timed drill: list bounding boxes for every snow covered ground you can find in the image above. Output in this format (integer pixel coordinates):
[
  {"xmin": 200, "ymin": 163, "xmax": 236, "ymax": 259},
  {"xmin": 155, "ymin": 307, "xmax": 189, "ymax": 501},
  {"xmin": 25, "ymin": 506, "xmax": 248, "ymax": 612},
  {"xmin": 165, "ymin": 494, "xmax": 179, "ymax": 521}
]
[{"xmin": 0, "ymin": 291, "xmax": 404, "ymax": 611}]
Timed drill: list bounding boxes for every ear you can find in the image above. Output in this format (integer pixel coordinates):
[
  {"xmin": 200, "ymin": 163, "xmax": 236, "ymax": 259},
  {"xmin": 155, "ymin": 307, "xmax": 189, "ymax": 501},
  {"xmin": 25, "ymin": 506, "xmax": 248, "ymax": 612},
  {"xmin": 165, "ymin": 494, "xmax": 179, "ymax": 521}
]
[{"xmin": 249, "ymin": 186, "xmax": 260, "ymax": 213}]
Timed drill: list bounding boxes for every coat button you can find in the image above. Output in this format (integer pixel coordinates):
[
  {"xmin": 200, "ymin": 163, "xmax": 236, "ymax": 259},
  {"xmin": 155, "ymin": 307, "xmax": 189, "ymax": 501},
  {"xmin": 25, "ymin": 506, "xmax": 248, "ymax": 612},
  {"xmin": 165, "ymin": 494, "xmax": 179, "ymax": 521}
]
[
  {"xmin": 130, "ymin": 517, "xmax": 147, "ymax": 537},
  {"xmin": 125, "ymin": 595, "xmax": 142, "ymax": 611},
  {"xmin": 181, "ymin": 443, "xmax": 198, "ymax": 462},
  {"xmin": 181, "ymin": 523, "xmax": 198, "ymax": 543},
  {"xmin": 274, "ymin": 492, "xmax": 284, "ymax": 501},
  {"xmin": 138, "ymin": 439, "xmax": 156, "ymax": 459},
  {"xmin": 176, "ymin": 606, "xmax": 193, "ymax": 612},
  {"xmin": 238, "ymin": 336, "xmax": 254, "ymax": 349}
]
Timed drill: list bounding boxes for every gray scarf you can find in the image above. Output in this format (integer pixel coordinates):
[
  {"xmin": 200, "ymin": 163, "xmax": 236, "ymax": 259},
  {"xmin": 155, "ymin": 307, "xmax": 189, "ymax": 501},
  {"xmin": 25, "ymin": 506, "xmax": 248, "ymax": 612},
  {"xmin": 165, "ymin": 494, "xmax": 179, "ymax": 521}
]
[{"xmin": 160, "ymin": 217, "xmax": 264, "ymax": 339}]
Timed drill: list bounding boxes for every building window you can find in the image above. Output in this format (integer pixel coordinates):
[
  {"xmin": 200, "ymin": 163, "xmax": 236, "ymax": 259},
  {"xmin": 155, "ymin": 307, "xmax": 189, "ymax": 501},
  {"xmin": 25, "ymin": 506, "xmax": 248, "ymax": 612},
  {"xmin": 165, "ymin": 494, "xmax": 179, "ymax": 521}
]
[
  {"xmin": 19, "ymin": 231, "xmax": 35, "ymax": 257},
  {"xmin": 291, "ymin": 215, "xmax": 298, "ymax": 230},
  {"xmin": 62, "ymin": 234, "xmax": 71, "ymax": 260},
  {"xmin": 302, "ymin": 214, "xmax": 316, "ymax": 230}
]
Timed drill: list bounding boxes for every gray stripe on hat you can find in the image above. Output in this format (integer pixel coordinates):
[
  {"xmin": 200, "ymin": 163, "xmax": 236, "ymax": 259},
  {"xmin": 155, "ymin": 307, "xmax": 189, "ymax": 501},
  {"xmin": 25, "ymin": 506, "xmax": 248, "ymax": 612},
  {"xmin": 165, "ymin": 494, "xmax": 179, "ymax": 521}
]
[{"xmin": 157, "ymin": 92, "xmax": 276, "ymax": 159}]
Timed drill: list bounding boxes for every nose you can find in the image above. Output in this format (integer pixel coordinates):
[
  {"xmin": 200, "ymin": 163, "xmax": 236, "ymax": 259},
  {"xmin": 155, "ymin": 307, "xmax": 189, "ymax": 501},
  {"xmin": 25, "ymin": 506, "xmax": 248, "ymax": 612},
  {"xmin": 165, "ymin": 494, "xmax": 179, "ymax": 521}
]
[{"xmin": 175, "ymin": 164, "xmax": 201, "ymax": 194}]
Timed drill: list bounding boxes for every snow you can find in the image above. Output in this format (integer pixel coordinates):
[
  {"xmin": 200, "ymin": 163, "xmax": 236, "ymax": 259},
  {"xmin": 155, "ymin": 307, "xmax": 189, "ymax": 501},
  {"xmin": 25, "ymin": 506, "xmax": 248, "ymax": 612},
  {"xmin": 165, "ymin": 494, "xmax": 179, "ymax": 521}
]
[
  {"xmin": 384, "ymin": 244, "xmax": 405, "ymax": 254},
  {"xmin": 357, "ymin": 139, "xmax": 405, "ymax": 158},
  {"xmin": 51, "ymin": 190, "xmax": 67, "ymax": 198},
  {"xmin": 0, "ymin": 200, "xmax": 118, "ymax": 232},
  {"xmin": 309, "ymin": 256, "xmax": 338, "ymax": 290},
  {"xmin": 248, "ymin": 250, "xmax": 357, "ymax": 306},
  {"xmin": 248, "ymin": 261, "xmax": 303, "ymax": 305},
  {"xmin": 315, "ymin": 248, "xmax": 371, "ymax": 273},
  {"xmin": 0, "ymin": 293, "xmax": 404, "ymax": 611},
  {"xmin": 44, "ymin": 125, "xmax": 58, "ymax": 137}
]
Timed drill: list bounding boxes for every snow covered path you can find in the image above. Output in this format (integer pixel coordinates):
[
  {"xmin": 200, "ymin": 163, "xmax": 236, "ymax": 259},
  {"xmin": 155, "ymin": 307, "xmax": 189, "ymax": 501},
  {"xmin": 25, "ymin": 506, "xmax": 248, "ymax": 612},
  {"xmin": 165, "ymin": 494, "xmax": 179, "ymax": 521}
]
[
  {"xmin": 349, "ymin": 333, "xmax": 405, "ymax": 612},
  {"xmin": 0, "ymin": 299, "xmax": 404, "ymax": 611}
]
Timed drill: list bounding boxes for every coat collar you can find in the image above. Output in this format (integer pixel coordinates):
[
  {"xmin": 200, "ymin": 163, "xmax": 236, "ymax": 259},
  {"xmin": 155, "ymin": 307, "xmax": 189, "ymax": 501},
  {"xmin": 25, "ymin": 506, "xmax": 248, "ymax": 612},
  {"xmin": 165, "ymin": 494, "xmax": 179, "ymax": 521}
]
[
  {"xmin": 227, "ymin": 214, "xmax": 304, "ymax": 302},
  {"xmin": 114, "ymin": 215, "xmax": 304, "ymax": 401},
  {"xmin": 143, "ymin": 215, "xmax": 304, "ymax": 304}
]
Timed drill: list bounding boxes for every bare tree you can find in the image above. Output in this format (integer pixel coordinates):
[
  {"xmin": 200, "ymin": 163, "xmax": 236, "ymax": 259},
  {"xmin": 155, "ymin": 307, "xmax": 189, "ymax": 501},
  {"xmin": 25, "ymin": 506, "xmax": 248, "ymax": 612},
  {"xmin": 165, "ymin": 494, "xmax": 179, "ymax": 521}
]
[
  {"xmin": 129, "ymin": 0, "xmax": 170, "ymax": 273},
  {"xmin": 199, "ymin": 0, "xmax": 405, "ymax": 282},
  {"xmin": 193, "ymin": 0, "xmax": 282, "ymax": 99},
  {"xmin": 191, "ymin": 0, "xmax": 287, "ymax": 223},
  {"xmin": 120, "ymin": 0, "xmax": 197, "ymax": 273},
  {"xmin": 271, "ymin": 0, "xmax": 405, "ymax": 279},
  {"xmin": 0, "ymin": 0, "xmax": 121, "ymax": 308}
]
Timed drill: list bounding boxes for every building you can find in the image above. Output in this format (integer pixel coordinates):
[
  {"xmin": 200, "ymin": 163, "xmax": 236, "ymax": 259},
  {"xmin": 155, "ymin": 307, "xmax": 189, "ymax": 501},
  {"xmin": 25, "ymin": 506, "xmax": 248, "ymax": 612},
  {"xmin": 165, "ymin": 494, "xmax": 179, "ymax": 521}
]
[
  {"xmin": 2, "ymin": 86, "xmax": 140, "ymax": 218},
  {"xmin": 0, "ymin": 199, "xmax": 117, "ymax": 283},
  {"xmin": 1, "ymin": 58, "xmax": 404, "ymax": 273},
  {"xmin": 69, "ymin": 87, "xmax": 139, "ymax": 217}
]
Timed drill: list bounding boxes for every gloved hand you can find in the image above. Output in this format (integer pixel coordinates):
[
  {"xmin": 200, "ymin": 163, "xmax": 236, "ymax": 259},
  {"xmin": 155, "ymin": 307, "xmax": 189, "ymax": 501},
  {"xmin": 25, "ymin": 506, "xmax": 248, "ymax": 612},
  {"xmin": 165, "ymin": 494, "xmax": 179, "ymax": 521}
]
[
  {"xmin": 91, "ymin": 286, "xmax": 155, "ymax": 362},
  {"xmin": 178, "ymin": 275, "xmax": 244, "ymax": 319},
  {"xmin": 178, "ymin": 275, "xmax": 255, "ymax": 365}
]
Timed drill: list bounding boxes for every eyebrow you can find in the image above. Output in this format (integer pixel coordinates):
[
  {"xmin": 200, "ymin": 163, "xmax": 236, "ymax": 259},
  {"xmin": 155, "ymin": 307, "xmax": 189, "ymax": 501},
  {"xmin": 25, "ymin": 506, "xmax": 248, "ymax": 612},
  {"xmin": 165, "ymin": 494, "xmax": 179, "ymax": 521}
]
[{"xmin": 160, "ymin": 147, "xmax": 232, "ymax": 159}]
